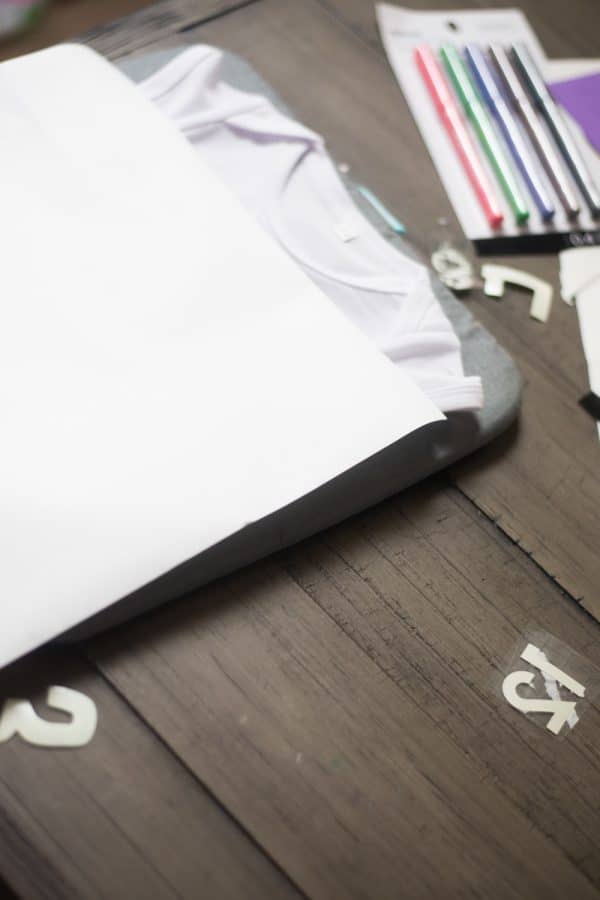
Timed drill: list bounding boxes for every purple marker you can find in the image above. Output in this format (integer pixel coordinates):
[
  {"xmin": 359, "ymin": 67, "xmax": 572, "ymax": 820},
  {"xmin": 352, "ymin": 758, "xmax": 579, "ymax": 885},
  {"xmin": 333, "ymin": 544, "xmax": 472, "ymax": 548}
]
[{"xmin": 464, "ymin": 43, "xmax": 555, "ymax": 222}]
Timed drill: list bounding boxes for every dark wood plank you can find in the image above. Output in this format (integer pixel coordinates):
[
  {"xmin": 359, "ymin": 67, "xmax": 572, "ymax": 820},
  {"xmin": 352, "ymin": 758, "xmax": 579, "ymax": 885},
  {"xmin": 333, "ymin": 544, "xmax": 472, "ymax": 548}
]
[
  {"xmin": 0, "ymin": 0, "xmax": 153, "ymax": 63},
  {"xmin": 316, "ymin": 0, "xmax": 600, "ymax": 58},
  {"xmin": 173, "ymin": 0, "xmax": 600, "ymax": 620},
  {"xmin": 88, "ymin": 543, "xmax": 600, "ymax": 900},
  {"xmin": 284, "ymin": 480, "xmax": 600, "ymax": 888},
  {"xmin": 80, "ymin": 0, "xmax": 260, "ymax": 60},
  {"xmin": 448, "ymin": 267, "xmax": 600, "ymax": 613},
  {"xmin": 0, "ymin": 0, "xmax": 256, "ymax": 63},
  {"xmin": 0, "ymin": 0, "xmax": 262, "ymax": 64},
  {"xmin": 0, "ymin": 650, "xmax": 301, "ymax": 900}
]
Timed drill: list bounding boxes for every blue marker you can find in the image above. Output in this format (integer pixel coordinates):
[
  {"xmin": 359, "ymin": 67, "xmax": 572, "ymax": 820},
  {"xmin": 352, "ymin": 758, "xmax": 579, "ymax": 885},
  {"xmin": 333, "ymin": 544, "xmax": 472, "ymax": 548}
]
[
  {"xmin": 356, "ymin": 185, "xmax": 406, "ymax": 234},
  {"xmin": 464, "ymin": 44, "xmax": 555, "ymax": 222}
]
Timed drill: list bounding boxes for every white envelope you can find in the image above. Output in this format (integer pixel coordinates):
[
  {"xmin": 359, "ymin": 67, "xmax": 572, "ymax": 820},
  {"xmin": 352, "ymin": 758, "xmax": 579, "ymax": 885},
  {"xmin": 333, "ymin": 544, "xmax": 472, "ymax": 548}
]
[{"xmin": 0, "ymin": 45, "xmax": 443, "ymax": 669}]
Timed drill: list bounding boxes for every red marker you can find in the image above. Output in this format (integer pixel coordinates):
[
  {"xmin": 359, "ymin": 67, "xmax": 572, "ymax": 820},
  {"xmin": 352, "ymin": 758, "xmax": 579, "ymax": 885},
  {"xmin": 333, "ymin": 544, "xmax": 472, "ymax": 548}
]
[{"xmin": 414, "ymin": 44, "xmax": 503, "ymax": 229}]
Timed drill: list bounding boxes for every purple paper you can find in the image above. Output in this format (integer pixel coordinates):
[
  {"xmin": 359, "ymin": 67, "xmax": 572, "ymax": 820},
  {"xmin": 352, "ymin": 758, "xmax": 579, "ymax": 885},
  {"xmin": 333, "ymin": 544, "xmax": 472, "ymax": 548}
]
[{"xmin": 550, "ymin": 72, "xmax": 600, "ymax": 155}]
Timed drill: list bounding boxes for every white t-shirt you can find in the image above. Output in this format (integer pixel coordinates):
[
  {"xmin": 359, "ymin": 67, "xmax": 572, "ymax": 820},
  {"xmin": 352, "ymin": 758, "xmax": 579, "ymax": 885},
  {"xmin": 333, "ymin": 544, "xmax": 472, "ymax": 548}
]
[{"xmin": 140, "ymin": 46, "xmax": 483, "ymax": 413}]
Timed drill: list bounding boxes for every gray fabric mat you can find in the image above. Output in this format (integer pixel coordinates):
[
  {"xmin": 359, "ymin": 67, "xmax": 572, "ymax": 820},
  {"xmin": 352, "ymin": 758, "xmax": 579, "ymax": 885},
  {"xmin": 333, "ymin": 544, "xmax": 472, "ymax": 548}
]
[{"xmin": 62, "ymin": 47, "xmax": 521, "ymax": 640}]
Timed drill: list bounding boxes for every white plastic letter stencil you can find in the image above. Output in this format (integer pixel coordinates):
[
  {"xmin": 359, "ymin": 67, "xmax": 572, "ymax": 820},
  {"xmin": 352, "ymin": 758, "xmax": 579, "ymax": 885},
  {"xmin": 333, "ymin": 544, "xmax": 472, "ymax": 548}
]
[
  {"xmin": 481, "ymin": 264, "xmax": 553, "ymax": 323},
  {"xmin": 0, "ymin": 686, "xmax": 97, "ymax": 748},
  {"xmin": 502, "ymin": 643, "xmax": 584, "ymax": 736},
  {"xmin": 500, "ymin": 633, "xmax": 599, "ymax": 738}
]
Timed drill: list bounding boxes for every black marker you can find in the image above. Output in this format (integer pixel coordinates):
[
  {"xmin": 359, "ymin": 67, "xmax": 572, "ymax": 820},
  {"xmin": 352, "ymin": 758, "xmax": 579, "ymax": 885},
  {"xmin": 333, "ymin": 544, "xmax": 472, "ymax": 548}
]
[{"xmin": 511, "ymin": 43, "xmax": 600, "ymax": 219}]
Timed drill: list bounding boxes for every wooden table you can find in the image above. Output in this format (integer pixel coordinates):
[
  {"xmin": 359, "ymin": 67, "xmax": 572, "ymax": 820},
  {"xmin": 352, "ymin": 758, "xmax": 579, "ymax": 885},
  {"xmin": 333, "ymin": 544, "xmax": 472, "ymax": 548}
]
[{"xmin": 1, "ymin": 2, "xmax": 599, "ymax": 897}]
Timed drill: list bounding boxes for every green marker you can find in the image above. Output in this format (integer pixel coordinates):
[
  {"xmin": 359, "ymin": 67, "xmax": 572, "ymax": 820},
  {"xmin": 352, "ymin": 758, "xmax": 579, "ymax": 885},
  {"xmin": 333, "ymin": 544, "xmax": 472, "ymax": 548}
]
[{"xmin": 440, "ymin": 45, "xmax": 529, "ymax": 225}]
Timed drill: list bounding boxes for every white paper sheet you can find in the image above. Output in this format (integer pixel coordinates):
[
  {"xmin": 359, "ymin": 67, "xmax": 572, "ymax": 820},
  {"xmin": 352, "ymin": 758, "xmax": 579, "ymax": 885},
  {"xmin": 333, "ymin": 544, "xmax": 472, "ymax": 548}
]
[
  {"xmin": 0, "ymin": 45, "xmax": 443, "ymax": 669},
  {"xmin": 559, "ymin": 247, "xmax": 600, "ymax": 439},
  {"xmin": 377, "ymin": 5, "xmax": 600, "ymax": 243}
]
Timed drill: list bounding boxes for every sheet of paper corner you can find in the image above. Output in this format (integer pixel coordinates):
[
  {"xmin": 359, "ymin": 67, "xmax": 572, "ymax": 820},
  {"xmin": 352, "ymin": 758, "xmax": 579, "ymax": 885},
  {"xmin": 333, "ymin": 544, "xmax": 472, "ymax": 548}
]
[
  {"xmin": 555, "ymin": 61, "xmax": 600, "ymax": 443},
  {"xmin": 0, "ymin": 44, "xmax": 444, "ymax": 671},
  {"xmin": 560, "ymin": 245, "xmax": 600, "ymax": 440},
  {"xmin": 376, "ymin": 5, "xmax": 600, "ymax": 242}
]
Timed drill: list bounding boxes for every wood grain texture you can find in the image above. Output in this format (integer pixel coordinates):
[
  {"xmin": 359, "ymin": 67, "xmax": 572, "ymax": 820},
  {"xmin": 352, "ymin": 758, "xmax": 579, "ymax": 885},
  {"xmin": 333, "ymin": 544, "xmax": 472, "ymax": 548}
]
[
  {"xmin": 186, "ymin": 0, "xmax": 600, "ymax": 620},
  {"xmin": 83, "ymin": 4, "xmax": 600, "ymax": 897},
  {"xmin": 284, "ymin": 480, "xmax": 600, "ymax": 887},
  {"xmin": 79, "ymin": 0, "xmax": 260, "ymax": 59},
  {"xmin": 0, "ymin": 650, "xmax": 301, "ymax": 900},
  {"xmin": 316, "ymin": 0, "xmax": 600, "ymax": 58},
  {"xmin": 0, "ymin": 0, "xmax": 152, "ymax": 62},
  {"xmin": 88, "ymin": 537, "xmax": 600, "ymax": 900},
  {"xmin": 0, "ymin": 1, "xmax": 261, "ymax": 63}
]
